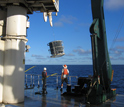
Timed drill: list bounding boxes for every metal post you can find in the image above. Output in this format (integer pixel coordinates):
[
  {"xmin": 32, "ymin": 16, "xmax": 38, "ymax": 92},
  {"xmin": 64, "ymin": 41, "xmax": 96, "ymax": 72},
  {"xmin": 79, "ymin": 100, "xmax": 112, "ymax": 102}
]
[
  {"xmin": 33, "ymin": 75, "xmax": 35, "ymax": 87},
  {"xmin": 37, "ymin": 75, "xmax": 40, "ymax": 88},
  {"xmin": 30, "ymin": 75, "xmax": 32, "ymax": 87},
  {"xmin": 69, "ymin": 76, "xmax": 71, "ymax": 84},
  {"xmin": 26, "ymin": 74, "xmax": 28, "ymax": 88},
  {"xmin": 56, "ymin": 76, "xmax": 58, "ymax": 89}
]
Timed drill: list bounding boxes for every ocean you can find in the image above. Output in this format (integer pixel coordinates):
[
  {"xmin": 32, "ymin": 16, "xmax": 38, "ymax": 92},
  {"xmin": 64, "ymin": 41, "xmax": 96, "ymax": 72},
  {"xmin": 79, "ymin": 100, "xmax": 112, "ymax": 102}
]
[{"xmin": 25, "ymin": 65, "xmax": 124, "ymax": 95}]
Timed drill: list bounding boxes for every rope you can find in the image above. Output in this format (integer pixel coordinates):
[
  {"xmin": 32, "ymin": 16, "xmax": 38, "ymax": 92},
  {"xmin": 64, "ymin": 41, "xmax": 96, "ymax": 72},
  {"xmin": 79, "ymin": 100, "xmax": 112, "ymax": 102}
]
[
  {"xmin": 100, "ymin": 12, "xmax": 124, "ymax": 71},
  {"xmin": 109, "ymin": 12, "xmax": 124, "ymax": 51},
  {"xmin": 52, "ymin": 25, "xmax": 55, "ymax": 41},
  {"xmin": 41, "ymin": 73, "xmax": 57, "ymax": 80},
  {"xmin": 25, "ymin": 66, "xmax": 36, "ymax": 72}
]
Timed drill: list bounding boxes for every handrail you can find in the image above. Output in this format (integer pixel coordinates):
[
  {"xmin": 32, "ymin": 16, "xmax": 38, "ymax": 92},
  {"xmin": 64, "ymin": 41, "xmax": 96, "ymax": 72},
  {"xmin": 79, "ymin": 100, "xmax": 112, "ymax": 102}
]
[
  {"xmin": 25, "ymin": 74, "xmax": 78, "ymax": 89},
  {"xmin": 25, "ymin": 74, "xmax": 78, "ymax": 78}
]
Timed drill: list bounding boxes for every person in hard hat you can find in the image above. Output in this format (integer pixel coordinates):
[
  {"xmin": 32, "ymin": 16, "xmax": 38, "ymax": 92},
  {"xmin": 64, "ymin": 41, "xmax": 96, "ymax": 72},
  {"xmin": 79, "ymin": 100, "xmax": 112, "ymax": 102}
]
[
  {"xmin": 42, "ymin": 67, "xmax": 47, "ymax": 91},
  {"xmin": 60, "ymin": 65, "xmax": 69, "ymax": 91}
]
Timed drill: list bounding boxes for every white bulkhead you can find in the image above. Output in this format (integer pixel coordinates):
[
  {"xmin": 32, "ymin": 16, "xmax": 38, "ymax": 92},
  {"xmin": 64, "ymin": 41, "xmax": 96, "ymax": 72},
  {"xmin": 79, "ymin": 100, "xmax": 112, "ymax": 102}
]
[
  {"xmin": 6, "ymin": 6, "xmax": 27, "ymax": 36},
  {"xmin": 0, "ymin": 10, "xmax": 6, "ymax": 103},
  {"xmin": 2, "ymin": 6, "xmax": 27, "ymax": 103},
  {"xmin": 0, "ymin": 40, "xmax": 4, "ymax": 103},
  {"xmin": 0, "ymin": 0, "xmax": 59, "ymax": 104},
  {"xmin": 3, "ymin": 39, "xmax": 26, "ymax": 103}
]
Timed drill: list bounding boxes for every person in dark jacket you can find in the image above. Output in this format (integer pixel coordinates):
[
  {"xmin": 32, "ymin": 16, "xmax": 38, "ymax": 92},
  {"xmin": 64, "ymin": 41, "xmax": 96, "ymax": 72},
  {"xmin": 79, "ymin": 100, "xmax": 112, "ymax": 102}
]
[{"xmin": 42, "ymin": 67, "xmax": 47, "ymax": 91}]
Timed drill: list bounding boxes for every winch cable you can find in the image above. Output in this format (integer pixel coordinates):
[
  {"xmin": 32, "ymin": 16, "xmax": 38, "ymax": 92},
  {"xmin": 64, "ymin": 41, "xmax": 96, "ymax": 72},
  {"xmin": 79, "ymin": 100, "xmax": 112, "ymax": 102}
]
[
  {"xmin": 100, "ymin": 12, "xmax": 124, "ymax": 69},
  {"xmin": 52, "ymin": 26, "xmax": 56, "ymax": 41},
  {"xmin": 99, "ymin": 12, "xmax": 124, "ymax": 91},
  {"xmin": 41, "ymin": 73, "xmax": 57, "ymax": 80},
  {"xmin": 109, "ymin": 12, "xmax": 124, "ymax": 51}
]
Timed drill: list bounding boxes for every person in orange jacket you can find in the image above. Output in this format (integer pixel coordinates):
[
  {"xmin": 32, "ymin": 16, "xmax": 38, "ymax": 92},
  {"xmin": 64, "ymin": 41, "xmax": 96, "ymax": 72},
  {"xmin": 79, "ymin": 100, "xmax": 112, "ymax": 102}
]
[{"xmin": 61, "ymin": 65, "xmax": 69, "ymax": 91}]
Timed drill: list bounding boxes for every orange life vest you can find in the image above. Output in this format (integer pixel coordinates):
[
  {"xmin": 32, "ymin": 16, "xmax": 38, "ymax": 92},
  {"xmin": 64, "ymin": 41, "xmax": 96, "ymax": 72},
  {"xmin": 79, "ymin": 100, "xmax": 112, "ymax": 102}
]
[{"xmin": 63, "ymin": 69, "xmax": 68, "ymax": 75}]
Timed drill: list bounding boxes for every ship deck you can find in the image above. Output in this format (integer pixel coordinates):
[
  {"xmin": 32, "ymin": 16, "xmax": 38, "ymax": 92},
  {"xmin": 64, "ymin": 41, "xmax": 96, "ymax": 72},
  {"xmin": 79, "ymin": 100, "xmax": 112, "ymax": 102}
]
[{"xmin": 0, "ymin": 87, "xmax": 124, "ymax": 107}]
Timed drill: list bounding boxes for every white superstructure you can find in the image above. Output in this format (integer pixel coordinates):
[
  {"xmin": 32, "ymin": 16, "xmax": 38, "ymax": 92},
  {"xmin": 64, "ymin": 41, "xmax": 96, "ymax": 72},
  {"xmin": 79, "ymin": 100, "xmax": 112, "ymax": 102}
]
[{"xmin": 0, "ymin": 0, "xmax": 59, "ymax": 103}]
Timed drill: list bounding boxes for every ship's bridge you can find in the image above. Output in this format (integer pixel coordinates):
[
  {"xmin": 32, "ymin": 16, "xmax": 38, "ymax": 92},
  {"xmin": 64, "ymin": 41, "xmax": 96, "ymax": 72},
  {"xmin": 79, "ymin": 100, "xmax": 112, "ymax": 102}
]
[{"xmin": 0, "ymin": 0, "xmax": 59, "ymax": 14}]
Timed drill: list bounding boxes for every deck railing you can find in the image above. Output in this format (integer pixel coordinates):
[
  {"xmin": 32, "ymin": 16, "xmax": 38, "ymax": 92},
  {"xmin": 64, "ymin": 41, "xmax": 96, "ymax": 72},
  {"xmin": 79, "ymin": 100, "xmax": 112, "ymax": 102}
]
[{"xmin": 25, "ymin": 74, "xmax": 78, "ymax": 89}]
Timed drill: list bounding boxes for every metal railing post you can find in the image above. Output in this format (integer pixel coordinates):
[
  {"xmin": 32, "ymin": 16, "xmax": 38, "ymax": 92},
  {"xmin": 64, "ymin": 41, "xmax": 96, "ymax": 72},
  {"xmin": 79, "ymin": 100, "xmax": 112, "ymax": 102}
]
[
  {"xmin": 30, "ymin": 75, "xmax": 32, "ymax": 87},
  {"xmin": 25, "ymin": 74, "xmax": 28, "ymax": 88},
  {"xmin": 33, "ymin": 75, "xmax": 35, "ymax": 87},
  {"xmin": 38, "ymin": 75, "xmax": 40, "ymax": 88},
  {"xmin": 56, "ymin": 76, "xmax": 58, "ymax": 89},
  {"xmin": 69, "ymin": 76, "xmax": 71, "ymax": 84},
  {"xmin": 24, "ymin": 74, "xmax": 78, "ymax": 89}
]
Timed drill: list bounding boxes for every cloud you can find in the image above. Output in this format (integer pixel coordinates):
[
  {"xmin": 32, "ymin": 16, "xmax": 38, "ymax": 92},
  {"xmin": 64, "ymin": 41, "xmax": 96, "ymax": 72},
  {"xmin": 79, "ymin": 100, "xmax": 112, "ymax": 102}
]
[
  {"xmin": 32, "ymin": 54, "xmax": 43, "ymax": 58},
  {"xmin": 31, "ymin": 54, "xmax": 47, "ymax": 60},
  {"xmin": 104, "ymin": 0, "xmax": 124, "ymax": 10},
  {"xmin": 54, "ymin": 22, "xmax": 63, "ymax": 27},
  {"xmin": 64, "ymin": 58, "xmax": 75, "ymax": 62},
  {"xmin": 109, "ymin": 46, "xmax": 124, "ymax": 56},
  {"xmin": 54, "ymin": 15, "xmax": 77, "ymax": 27},
  {"xmin": 110, "ymin": 56, "xmax": 118, "ymax": 60},
  {"xmin": 60, "ymin": 15, "xmax": 77, "ymax": 24},
  {"xmin": 110, "ymin": 56, "xmax": 124, "ymax": 61},
  {"xmin": 78, "ymin": 23, "xmax": 90, "ymax": 27},
  {"xmin": 116, "ymin": 46, "xmax": 124, "ymax": 50},
  {"xmin": 65, "ymin": 53, "xmax": 75, "ymax": 56},
  {"xmin": 26, "ymin": 59, "xmax": 32, "ymax": 62},
  {"xmin": 36, "ymin": 57, "xmax": 46, "ymax": 60},
  {"xmin": 115, "ymin": 37, "xmax": 124, "ymax": 42},
  {"xmin": 115, "ymin": 50, "xmax": 121, "ymax": 54},
  {"xmin": 73, "ymin": 48, "xmax": 91, "ymax": 55},
  {"xmin": 118, "ymin": 57, "xmax": 124, "ymax": 60}
]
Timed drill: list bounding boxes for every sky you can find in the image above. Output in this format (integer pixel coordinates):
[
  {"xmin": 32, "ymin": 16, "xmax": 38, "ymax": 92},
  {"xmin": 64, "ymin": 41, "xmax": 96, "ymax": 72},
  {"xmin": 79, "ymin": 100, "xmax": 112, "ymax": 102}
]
[{"xmin": 25, "ymin": 0, "xmax": 124, "ymax": 65}]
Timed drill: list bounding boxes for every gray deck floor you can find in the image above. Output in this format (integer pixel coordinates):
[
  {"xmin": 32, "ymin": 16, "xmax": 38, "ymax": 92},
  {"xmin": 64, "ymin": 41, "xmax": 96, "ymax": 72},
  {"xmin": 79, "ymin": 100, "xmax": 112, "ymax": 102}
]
[{"xmin": 0, "ymin": 87, "xmax": 124, "ymax": 107}]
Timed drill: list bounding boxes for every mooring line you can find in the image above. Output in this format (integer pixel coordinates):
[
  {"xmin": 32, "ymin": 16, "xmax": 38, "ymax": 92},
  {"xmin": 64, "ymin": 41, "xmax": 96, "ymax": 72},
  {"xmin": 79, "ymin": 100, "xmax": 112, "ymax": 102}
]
[
  {"xmin": 25, "ymin": 66, "xmax": 36, "ymax": 72},
  {"xmin": 41, "ymin": 73, "xmax": 57, "ymax": 80}
]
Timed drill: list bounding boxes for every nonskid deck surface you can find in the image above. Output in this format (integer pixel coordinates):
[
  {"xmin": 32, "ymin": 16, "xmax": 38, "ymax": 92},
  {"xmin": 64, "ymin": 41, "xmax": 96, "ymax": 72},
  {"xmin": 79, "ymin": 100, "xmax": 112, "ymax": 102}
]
[{"xmin": 0, "ymin": 87, "xmax": 124, "ymax": 107}]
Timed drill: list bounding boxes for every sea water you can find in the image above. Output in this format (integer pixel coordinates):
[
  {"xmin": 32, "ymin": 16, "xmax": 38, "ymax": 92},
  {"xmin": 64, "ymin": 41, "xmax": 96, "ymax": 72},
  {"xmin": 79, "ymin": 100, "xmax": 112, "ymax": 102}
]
[{"xmin": 25, "ymin": 65, "xmax": 124, "ymax": 95}]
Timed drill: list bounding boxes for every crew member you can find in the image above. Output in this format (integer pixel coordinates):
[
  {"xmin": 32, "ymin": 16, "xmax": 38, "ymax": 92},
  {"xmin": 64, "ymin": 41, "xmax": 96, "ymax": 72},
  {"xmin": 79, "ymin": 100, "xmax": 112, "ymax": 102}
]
[
  {"xmin": 61, "ymin": 65, "xmax": 69, "ymax": 90},
  {"xmin": 42, "ymin": 67, "xmax": 47, "ymax": 91}
]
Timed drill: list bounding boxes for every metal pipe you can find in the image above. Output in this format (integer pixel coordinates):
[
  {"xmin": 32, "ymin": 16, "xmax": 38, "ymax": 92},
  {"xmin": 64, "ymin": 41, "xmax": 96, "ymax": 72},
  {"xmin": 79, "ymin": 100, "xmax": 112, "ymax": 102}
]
[
  {"xmin": 30, "ymin": 75, "xmax": 32, "ymax": 87},
  {"xmin": 69, "ymin": 76, "xmax": 71, "ymax": 84},
  {"xmin": 37, "ymin": 75, "xmax": 40, "ymax": 88},
  {"xmin": 33, "ymin": 75, "xmax": 35, "ymax": 87},
  {"xmin": 26, "ymin": 74, "xmax": 28, "ymax": 88},
  {"xmin": 56, "ymin": 76, "xmax": 58, "ymax": 89}
]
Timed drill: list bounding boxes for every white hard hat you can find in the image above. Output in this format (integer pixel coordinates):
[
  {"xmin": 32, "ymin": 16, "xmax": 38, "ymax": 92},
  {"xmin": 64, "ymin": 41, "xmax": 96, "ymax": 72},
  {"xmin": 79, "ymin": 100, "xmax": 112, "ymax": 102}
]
[
  {"xmin": 63, "ymin": 64, "xmax": 67, "ymax": 68},
  {"xmin": 44, "ymin": 67, "xmax": 47, "ymax": 70}
]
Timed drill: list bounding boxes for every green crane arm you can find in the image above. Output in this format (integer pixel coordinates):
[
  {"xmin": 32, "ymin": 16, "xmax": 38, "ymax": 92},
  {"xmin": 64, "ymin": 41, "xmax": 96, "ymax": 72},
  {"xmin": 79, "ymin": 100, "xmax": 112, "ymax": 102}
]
[{"xmin": 90, "ymin": 0, "xmax": 112, "ymax": 91}]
